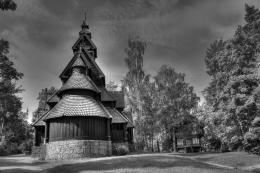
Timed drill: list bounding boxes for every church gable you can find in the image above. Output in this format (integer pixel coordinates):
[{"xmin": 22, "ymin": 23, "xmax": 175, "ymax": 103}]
[
  {"xmin": 72, "ymin": 35, "xmax": 97, "ymax": 58},
  {"xmin": 59, "ymin": 53, "xmax": 90, "ymax": 82}
]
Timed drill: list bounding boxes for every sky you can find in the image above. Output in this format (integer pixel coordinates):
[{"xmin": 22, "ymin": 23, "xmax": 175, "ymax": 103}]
[{"xmin": 1, "ymin": 0, "xmax": 260, "ymax": 122}]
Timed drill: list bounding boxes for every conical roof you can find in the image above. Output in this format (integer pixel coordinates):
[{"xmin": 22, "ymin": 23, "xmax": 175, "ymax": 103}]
[
  {"xmin": 59, "ymin": 57, "xmax": 100, "ymax": 93},
  {"xmin": 44, "ymin": 94, "xmax": 112, "ymax": 120}
]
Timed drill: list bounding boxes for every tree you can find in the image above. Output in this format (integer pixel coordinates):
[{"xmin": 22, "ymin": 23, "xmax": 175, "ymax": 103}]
[
  {"xmin": 203, "ymin": 4, "xmax": 260, "ymax": 149},
  {"xmin": 154, "ymin": 65, "xmax": 199, "ymax": 151},
  {"xmin": 123, "ymin": 36, "xmax": 162, "ymax": 150},
  {"xmin": 0, "ymin": 39, "xmax": 23, "ymax": 138},
  {"xmin": 0, "ymin": 0, "xmax": 16, "ymax": 11},
  {"xmin": 32, "ymin": 87, "xmax": 57, "ymax": 122},
  {"xmin": 123, "ymin": 36, "xmax": 147, "ymax": 116}
]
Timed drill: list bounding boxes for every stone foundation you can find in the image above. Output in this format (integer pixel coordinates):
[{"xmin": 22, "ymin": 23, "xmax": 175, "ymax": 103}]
[
  {"xmin": 112, "ymin": 142, "xmax": 129, "ymax": 149},
  {"xmin": 33, "ymin": 140, "xmax": 111, "ymax": 160},
  {"xmin": 31, "ymin": 145, "xmax": 46, "ymax": 160},
  {"xmin": 112, "ymin": 142, "xmax": 129, "ymax": 155}
]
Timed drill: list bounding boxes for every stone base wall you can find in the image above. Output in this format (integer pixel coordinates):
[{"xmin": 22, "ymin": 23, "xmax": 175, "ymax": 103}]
[
  {"xmin": 31, "ymin": 145, "xmax": 46, "ymax": 160},
  {"xmin": 45, "ymin": 140, "xmax": 112, "ymax": 160},
  {"xmin": 112, "ymin": 142, "xmax": 129, "ymax": 149},
  {"xmin": 112, "ymin": 142, "xmax": 129, "ymax": 155}
]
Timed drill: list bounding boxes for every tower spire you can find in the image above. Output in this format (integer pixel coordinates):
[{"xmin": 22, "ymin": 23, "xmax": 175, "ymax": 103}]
[
  {"xmin": 79, "ymin": 11, "xmax": 91, "ymax": 38},
  {"xmin": 81, "ymin": 11, "xmax": 89, "ymax": 30}
]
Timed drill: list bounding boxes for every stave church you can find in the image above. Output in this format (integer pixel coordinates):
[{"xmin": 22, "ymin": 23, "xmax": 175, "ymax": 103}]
[{"xmin": 32, "ymin": 17, "xmax": 134, "ymax": 160}]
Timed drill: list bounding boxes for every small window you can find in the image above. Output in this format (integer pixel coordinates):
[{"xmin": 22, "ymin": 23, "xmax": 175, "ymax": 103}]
[
  {"xmin": 186, "ymin": 139, "xmax": 192, "ymax": 146},
  {"xmin": 192, "ymin": 138, "xmax": 200, "ymax": 144},
  {"xmin": 177, "ymin": 139, "xmax": 184, "ymax": 146}
]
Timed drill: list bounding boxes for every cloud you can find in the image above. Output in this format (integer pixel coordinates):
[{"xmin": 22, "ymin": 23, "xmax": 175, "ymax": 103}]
[{"xmin": 1, "ymin": 0, "xmax": 259, "ymax": 121}]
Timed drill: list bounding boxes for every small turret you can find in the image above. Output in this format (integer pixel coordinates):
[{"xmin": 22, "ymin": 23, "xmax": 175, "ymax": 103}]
[{"xmin": 79, "ymin": 12, "xmax": 91, "ymax": 38}]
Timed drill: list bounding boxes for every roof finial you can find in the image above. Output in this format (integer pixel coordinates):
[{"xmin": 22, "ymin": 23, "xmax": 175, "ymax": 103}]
[{"xmin": 81, "ymin": 11, "xmax": 89, "ymax": 30}]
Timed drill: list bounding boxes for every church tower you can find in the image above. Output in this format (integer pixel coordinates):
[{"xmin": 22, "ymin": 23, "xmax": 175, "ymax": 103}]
[{"xmin": 32, "ymin": 17, "xmax": 133, "ymax": 160}]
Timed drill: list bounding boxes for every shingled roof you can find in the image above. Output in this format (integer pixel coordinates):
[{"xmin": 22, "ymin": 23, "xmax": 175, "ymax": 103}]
[
  {"xmin": 31, "ymin": 110, "xmax": 49, "ymax": 126},
  {"xmin": 44, "ymin": 94, "xmax": 112, "ymax": 120},
  {"xmin": 100, "ymin": 88, "xmax": 115, "ymax": 102},
  {"xmin": 121, "ymin": 111, "xmax": 134, "ymax": 128},
  {"xmin": 47, "ymin": 92, "xmax": 59, "ymax": 104},
  {"xmin": 106, "ymin": 107, "xmax": 128, "ymax": 124},
  {"xmin": 59, "ymin": 58, "xmax": 100, "ymax": 93}
]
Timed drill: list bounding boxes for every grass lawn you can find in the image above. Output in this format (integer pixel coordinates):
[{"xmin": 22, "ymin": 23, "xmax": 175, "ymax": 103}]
[
  {"xmin": 175, "ymin": 151, "xmax": 260, "ymax": 172},
  {"xmin": 0, "ymin": 152, "xmax": 259, "ymax": 173}
]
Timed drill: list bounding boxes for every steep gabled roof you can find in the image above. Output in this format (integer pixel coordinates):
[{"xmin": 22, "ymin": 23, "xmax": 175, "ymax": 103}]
[
  {"xmin": 44, "ymin": 95, "xmax": 112, "ymax": 120},
  {"xmin": 59, "ymin": 53, "xmax": 91, "ymax": 80},
  {"xmin": 72, "ymin": 34, "xmax": 97, "ymax": 50},
  {"xmin": 106, "ymin": 107, "xmax": 128, "ymax": 124},
  {"xmin": 31, "ymin": 110, "xmax": 50, "ymax": 126},
  {"xmin": 82, "ymin": 48, "xmax": 105, "ymax": 77},
  {"xmin": 59, "ymin": 49, "xmax": 104, "ymax": 81},
  {"xmin": 47, "ymin": 92, "xmax": 59, "ymax": 104},
  {"xmin": 121, "ymin": 111, "xmax": 134, "ymax": 128},
  {"xmin": 100, "ymin": 88, "xmax": 115, "ymax": 102}
]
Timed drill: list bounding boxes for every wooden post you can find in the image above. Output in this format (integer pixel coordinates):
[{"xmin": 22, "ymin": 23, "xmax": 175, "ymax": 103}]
[
  {"xmin": 107, "ymin": 119, "xmax": 111, "ymax": 141},
  {"xmin": 44, "ymin": 121, "xmax": 49, "ymax": 144},
  {"xmin": 34, "ymin": 127, "xmax": 37, "ymax": 146},
  {"xmin": 124, "ymin": 123, "xmax": 127, "ymax": 142}
]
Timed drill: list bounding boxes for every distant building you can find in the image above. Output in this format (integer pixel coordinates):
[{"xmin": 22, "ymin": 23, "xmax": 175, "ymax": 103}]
[
  {"xmin": 175, "ymin": 118, "xmax": 204, "ymax": 153},
  {"xmin": 32, "ymin": 17, "xmax": 133, "ymax": 160}
]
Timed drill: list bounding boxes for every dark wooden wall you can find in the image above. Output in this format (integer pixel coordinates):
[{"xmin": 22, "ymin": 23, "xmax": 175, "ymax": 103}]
[
  {"xmin": 48, "ymin": 116, "xmax": 110, "ymax": 142},
  {"xmin": 35, "ymin": 126, "xmax": 45, "ymax": 146},
  {"xmin": 111, "ymin": 123, "xmax": 126, "ymax": 142},
  {"xmin": 127, "ymin": 127, "xmax": 134, "ymax": 143}
]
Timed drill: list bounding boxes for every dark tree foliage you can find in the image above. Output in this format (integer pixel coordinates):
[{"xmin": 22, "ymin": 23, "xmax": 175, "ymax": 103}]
[
  {"xmin": 203, "ymin": 4, "xmax": 260, "ymax": 151},
  {"xmin": 0, "ymin": 39, "xmax": 23, "ymax": 136},
  {"xmin": 0, "ymin": 0, "xmax": 16, "ymax": 11}
]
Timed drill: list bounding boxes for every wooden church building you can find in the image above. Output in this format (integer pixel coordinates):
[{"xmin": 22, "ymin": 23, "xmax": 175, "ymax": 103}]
[{"xmin": 32, "ymin": 18, "xmax": 134, "ymax": 160}]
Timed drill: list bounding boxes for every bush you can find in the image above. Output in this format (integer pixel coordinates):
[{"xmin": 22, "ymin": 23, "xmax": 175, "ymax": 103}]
[
  {"xmin": 243, "ymin": 131, "xmax": 260, "ymax": 155},
  {"xmin": 229, "ymin": 135, "xmax": 243, "ymax": 151},
  {"xmin": 0, "ymin": 145, "xmax": 8, "ymax": 156},
  {"xmin": 19, "ymin": 140, "xmax": 33, "ymax": 155},
  {"xmin": 112, "ymin": 145, "xmax": 129, "ymax": 155},
  {"xmin": 206, "ymin": 137, "xmax": 221, "ymax": 151},
  {"xmin": 220, "ymin": 143, "xmax": 229, "ymax": 153},
  {"xmin": 251, "ymin": 146, "xmax": 260, "ymax": 155}
]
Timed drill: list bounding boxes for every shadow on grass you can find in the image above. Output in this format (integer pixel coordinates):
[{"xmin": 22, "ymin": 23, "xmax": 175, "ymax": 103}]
[
  {"xmin": 44, "ymin": 155, "xmax": 229, "ymax": 173},
  {"xmin": 170, "ymin": 151, "xmax": 220, "ymax": 157},
  {"xmin": 0, "ymin": 159, "xmax": 46, "ymax": 167},
  {"xmin": 0, "ymin": 155, "xmax": 46, "ymax": 173}
]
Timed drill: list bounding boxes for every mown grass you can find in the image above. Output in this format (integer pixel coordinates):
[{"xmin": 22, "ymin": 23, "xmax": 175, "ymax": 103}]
[
  {"xmin": 176, "ymin": 152, "xmax": 260, "ymax": 168},
  {"xmin": 0, "ymin": 152, "xmax": 258, "ymax": 173}
]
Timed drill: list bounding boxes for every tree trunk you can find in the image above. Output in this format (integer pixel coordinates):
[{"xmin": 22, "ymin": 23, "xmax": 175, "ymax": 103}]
[
  {"xmin": 173, "ymin": 130, "xmax": 177, "ymax": 152},
  {"xmin": 157, "ymin": 139, "xmax": 160, "ymax": 152}
]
